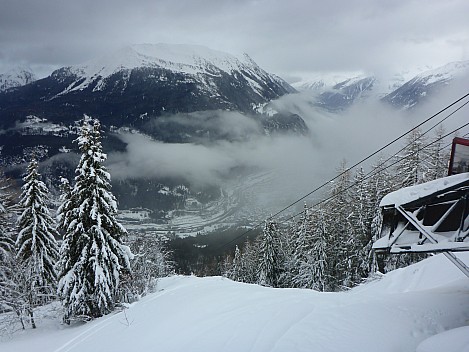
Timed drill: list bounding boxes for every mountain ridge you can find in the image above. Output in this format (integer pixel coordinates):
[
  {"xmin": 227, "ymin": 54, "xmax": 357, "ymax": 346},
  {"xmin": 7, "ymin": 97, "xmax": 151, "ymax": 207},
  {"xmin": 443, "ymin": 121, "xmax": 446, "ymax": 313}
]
[
  {"xmin": 0, "ymin": 66, "xmax": 37, "ymax": 92},
  {"xmin": 0, "ymin": 44, "xmax": 297, "ymax": 129},
  {"xmin": 291, "ymin": 60, "xmax": 469, "ymax": 111}
]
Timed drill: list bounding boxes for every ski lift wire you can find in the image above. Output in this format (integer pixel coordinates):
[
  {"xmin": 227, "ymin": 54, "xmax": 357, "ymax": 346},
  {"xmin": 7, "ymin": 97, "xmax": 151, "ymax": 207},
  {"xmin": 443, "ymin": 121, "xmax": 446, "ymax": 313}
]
[
  {"xmin": 216, "ymin": 92, "xmax": 469, "ymax": 251},
  {"xmin": 279, "ymin": 118, "xmax": 469, "ymax": 226}
]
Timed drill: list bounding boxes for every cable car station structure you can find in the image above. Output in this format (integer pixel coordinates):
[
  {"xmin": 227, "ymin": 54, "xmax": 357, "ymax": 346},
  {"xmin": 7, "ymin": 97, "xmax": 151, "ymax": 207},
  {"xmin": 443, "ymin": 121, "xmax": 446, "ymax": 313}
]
[{"xmin": 373, "ymin": 138, "xmax": 469, "ymax": 278}]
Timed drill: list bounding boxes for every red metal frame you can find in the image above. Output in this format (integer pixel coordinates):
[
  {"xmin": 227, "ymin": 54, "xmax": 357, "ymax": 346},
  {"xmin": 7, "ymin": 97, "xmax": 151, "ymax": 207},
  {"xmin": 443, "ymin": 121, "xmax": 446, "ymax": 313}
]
[{"xmin": 448, "ymin": 137, "xmax": 469, "ymax": 176}]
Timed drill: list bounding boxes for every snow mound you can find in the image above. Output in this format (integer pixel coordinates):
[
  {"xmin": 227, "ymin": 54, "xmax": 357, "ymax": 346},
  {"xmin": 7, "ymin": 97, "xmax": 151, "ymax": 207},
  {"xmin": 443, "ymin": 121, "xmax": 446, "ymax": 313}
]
[
  {"xmin": 353, "ymin": 252, "xmax": 469, "ymax": 294},
  {"xmin": 417, "ymin": 326, "xmax": 469, "ymax": 352}
]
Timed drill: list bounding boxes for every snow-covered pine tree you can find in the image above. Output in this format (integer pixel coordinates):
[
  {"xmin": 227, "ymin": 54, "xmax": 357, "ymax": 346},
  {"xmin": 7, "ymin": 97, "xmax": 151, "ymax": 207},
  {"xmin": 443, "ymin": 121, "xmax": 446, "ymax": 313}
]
[
  {"xmin": 348, "ymin": 167, "xmax": 375, "ymax": 283},
  {"xmin": 294, "ymin": 204, "xmax": 329, "ymax": 291},
  {"xmin": 257, "ymin": 220, "xmax": 282, "ymax": 287},
  {"xmin": 324, "ymin": 160, "xmax": 355, "ymax": 290},
  {"xmin": 277, "ymin": 223, "xmax": 297, "ymax": 288},
  {"xmin": 57, "ymin": 117, "xmax": 132, "ymax": 323},
  {"xmin": 427, "ymin": 125, "xmax": 450, "ymax": 181},
  {"xmin": 229, "ymin": 245, "xmax": 243, "ymax": 282},
  {"xmin": 288, "ymin": 204, "xmax": 313, "ymax": 288},
  {"xmin": 388, "ymin": 129, "xmax": 430, "ymax": 270},
  {"xmin": 56, "ymin": 176, "xmax": 73, "ymax": 233},
  {"xmin": 15, "ymin": 157, "xmax": 60, "ymax": 327},
  {"xmin": 239, "ymin": 237, "xmax": 258, "ymax": 284},
  {"xmin": 366, "ymin": 155, "xmax": 393, "ymax": 274},
  {"xmin": 0, "ymin": 173, "xmax": 18, "ymax": 316},
  {"xmin": 0, "ymin": 173, "xmax": 15, "ymax": 263},
  {"xmin": 393, "ymin": 128, "xmax": 431, "ymax": 188}
]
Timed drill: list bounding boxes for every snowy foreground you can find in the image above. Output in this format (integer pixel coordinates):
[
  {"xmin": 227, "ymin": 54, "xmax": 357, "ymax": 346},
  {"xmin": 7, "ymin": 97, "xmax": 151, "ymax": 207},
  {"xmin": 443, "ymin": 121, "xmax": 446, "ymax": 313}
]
[{"xmin": 1, "ymin": 253, "xmax": 469, "ymax": 352}]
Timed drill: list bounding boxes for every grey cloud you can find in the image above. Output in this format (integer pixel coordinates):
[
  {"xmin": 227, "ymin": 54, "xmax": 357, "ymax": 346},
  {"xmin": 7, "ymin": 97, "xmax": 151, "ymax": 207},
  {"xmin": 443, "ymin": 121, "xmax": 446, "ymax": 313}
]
[
  {"xmin": 145, "ymin": 110, "xmax": 262, "ymax": 143},
  {"xmin": 106, "ymin": 81, "xmax": 469, "ymax": 205},
  {"xmin": 1, "ymin": 0, "xmax": 468, "ymax": 79}
]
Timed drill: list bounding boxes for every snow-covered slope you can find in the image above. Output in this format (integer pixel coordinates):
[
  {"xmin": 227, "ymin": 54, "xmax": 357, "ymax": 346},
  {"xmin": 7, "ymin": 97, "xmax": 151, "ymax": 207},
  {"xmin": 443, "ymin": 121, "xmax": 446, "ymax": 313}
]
[
  {"xmin": 383, "ymin": 61, "xmax": 469, "ymax": 109},
  {"xmin": 53, "ymin": 43, "xmax": 294, "ymax": 98},
  {"xmin": 1, "ymin": 253, "xmax": 468, "ymax": 352},
  {"xmin": 0, "ymin": 43, "xmax": 297, "ymax": 130},
  {"xmin": 0, "ymin": 66, "xmax": 37, "ymax": 91},
  {"xmin": 292, "ymin": 61, "xmax": 469, "ymax": 111},
  {"xmin": 314, "ymin": 75, "xmax": 376, "ymax": 111},
  {"xmin": 291, "ymin": 72, "xmax": 362, "ymax": 92}
]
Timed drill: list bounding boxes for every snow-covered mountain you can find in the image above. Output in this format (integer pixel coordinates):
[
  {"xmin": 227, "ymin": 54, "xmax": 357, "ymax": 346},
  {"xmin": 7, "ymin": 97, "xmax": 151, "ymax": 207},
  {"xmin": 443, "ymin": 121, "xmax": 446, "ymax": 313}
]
[
  {"xmin": 289, "ymin": 74, "xmax": 378, "ymax": 111},
  {"xmin": 290, "ymin": 61, "xmax": 469, "ymax": 111},
  {"xmin": 0, "ymin": 44, "xmax": 297, "ymax": 130},
  {"xmin": 382, "ymin": 61, "xmax": 469, "ymax": 109},
  {"xmin": 317, "ymin": 75, "xmax": 376, "ymax": 110},
  {"xmin": 0, "ymin": 66, "xmax": 37, "ymax": 91},
  {"xmin": 291, "ymin": 72, "xmax": 365, "ymax": 92},
  {"xmin": 52, "ymin": 44, "xmax": 295, "ymax": 99}
]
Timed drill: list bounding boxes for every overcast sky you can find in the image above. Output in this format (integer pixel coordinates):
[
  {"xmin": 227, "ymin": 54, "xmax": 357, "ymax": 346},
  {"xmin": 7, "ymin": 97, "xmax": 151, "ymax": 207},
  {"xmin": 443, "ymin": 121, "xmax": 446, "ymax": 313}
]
[{"xmin": 1, "ymin": 0, "xmax": 469, "ymax": 80}]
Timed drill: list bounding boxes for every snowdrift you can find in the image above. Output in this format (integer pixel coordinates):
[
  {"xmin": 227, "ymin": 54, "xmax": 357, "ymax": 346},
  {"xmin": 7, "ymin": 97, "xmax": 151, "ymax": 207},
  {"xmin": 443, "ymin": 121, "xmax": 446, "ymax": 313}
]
[{"xmin": 1, "ymin": 253, "xmax": 469, "ymax": 352}]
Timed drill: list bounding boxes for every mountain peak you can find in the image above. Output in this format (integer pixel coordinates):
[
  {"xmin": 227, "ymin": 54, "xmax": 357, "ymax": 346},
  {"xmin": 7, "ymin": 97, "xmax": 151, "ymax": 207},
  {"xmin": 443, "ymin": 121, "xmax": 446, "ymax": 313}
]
[
  {"xmin": 382, "ymin": 60, "xmax": 469, "ymax": 109},
  {"xmin": 67, "ymin": 43, "xmax": 257, "ymax": 80},
  {"xmin": 0, "ymin": 65, "xmax": 37, "ymax": 91},
  {"xmin": 50, "ymin": 43, "xmax": 278, "ymax": 96},
  {"xmin": 413, "ymin": 60, "xmax": 469, "ymax": 84}
]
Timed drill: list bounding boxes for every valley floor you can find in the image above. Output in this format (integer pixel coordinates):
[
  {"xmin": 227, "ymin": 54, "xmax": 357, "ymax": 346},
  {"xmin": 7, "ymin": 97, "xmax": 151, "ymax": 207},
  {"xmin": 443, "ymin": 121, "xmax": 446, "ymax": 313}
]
[{"xmin": 1, "ymin": 253, "xmax": 469, "ymax": 352}]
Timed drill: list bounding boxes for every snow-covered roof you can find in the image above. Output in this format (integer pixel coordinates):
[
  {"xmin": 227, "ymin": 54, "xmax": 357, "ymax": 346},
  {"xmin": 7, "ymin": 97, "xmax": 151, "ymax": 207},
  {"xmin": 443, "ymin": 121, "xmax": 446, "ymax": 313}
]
[{"xmin": 379, "ymin": 173, "xmax": 469, "ymax": 207}]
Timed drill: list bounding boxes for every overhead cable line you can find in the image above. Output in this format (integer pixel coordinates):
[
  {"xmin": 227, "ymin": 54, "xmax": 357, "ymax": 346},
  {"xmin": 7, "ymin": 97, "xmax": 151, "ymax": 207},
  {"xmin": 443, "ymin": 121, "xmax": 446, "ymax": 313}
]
[
  {"xmin": 216, "ymin": 92, "xmax": 469, "ymax": 251},
  {"xmin": 278, "ymin": 118, "xmax": 469, "ymax": 226},
  {"xmin": 263, "ymin": 92, "xmax": 469, "ymax": 221}
]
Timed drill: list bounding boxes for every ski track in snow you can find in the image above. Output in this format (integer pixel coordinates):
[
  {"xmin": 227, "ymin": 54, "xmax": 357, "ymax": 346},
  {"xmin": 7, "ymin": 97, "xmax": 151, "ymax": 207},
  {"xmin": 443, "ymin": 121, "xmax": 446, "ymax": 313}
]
[{"xmin": 52, "ymin": 318, "xmax": 114, "ymax": 352}]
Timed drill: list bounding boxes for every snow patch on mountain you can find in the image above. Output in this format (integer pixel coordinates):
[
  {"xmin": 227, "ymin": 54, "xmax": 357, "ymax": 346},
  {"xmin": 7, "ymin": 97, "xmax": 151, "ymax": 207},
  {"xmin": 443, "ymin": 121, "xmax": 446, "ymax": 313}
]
[
  {"xmin": 382, "ymin": 60, "xmax": 469, "ymax": 109},
  {"xmin": 0, "ymin": 66, "xmax": 37, "ymax": 91},
  {"xmin": 413, "ymin": 60, "xmax": 469, "ymax": 85},
  {"xmin": 291, "ymin": 71, "xmax": 365, "ymax": 92}
]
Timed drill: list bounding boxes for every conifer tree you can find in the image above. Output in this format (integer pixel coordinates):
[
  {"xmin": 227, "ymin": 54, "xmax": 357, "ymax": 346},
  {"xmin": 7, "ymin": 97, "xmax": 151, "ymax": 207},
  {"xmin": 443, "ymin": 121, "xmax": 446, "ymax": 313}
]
[
  {"xmin": 56, "ymin": 177, "xmax": 73, "ymax": 233},
  {"xmin": 294, "ymin": 204, "xmax": 329, "ymax": 291},
  {"xmin": 239, "ymin": 237, "xmax": 258, "ymax": 284},
  {"xmin": 288, "ymin": 205, "xmax": 312, "ymax": 288},
  {"xmin": 0, "ymin": 173, "xmax": 18, "ymax": 314},
  {"xmin": 393, "ymin": 128, "xmax": 431, "ymax": 188},
  {"xmin": 348, "ymin": 167, "xmax": 376, "ymax": 282},
  {"xmin": 0, "ymin": 173, "xmax": 15, "ymax": 262},
  {"xmin": 57, "ymin": 117, "xmax": 132, "ymax": 323},
  {"xmin": 388, "ymin": 130, "xmax": 430, "ymax": 270},
  {"xmin": 16, "ymin": 158, "xmax": 59, "ymax": 327},
  {"xmin": 427, "ymin": 125, "xmax": 449, "ymax": 180},
  {"xmin": 325, "ymin": 160, "xmax": 354, "ymax": 289},
  {"xmin": 367, "ymin": 155, "xmax": 393, "ymax": 273},
  {"xmin": 230, "ymin": 245, "xmax": 243, "ymax": 282},
  {"xmin": 257, "ymin": 220, "xmax": 281, "ymax": 287}
]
